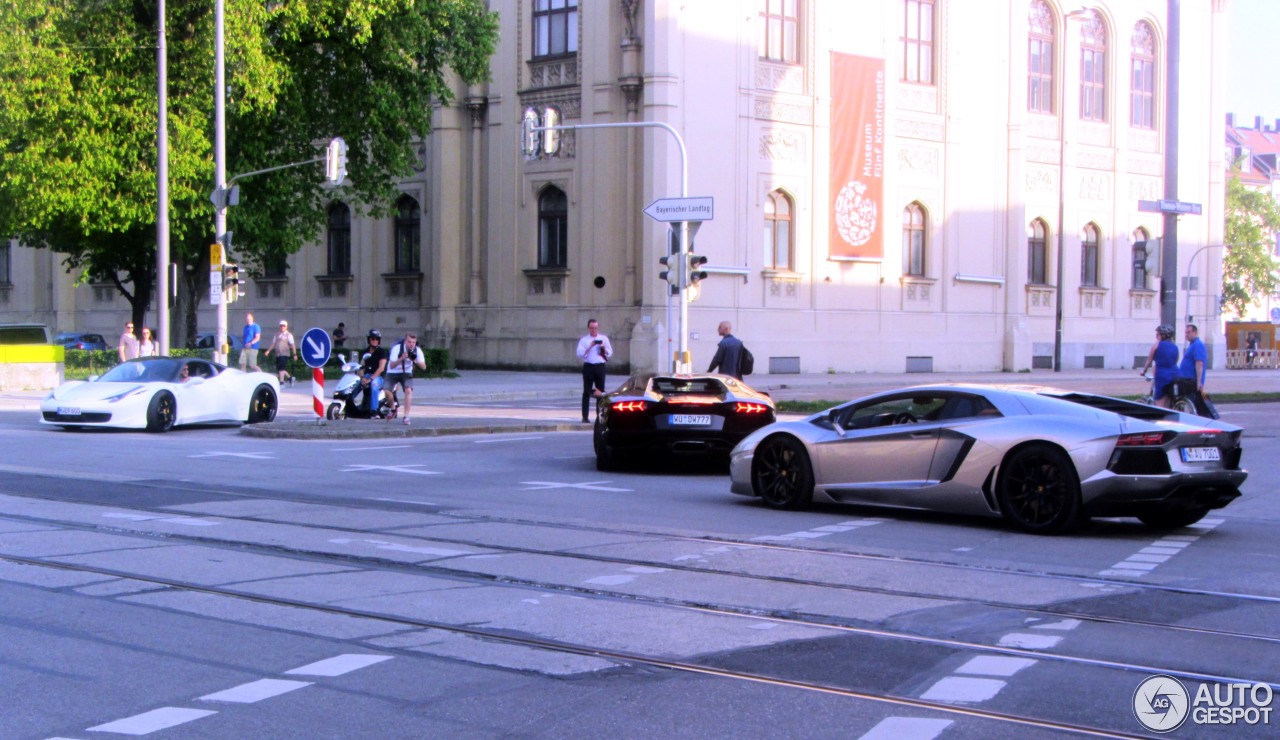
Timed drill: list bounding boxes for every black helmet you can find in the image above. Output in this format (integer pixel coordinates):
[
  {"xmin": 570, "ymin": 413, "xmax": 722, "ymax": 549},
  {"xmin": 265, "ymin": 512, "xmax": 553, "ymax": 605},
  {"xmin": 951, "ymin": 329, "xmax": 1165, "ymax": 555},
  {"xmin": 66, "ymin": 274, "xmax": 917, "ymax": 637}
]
[
  {"xmin": 1156, "ymin": 324, "xmax": 1174, "ymax": 339},
  {"xmin": 367, "ymin": 329, "xmax": 382, "ymax": 341}
]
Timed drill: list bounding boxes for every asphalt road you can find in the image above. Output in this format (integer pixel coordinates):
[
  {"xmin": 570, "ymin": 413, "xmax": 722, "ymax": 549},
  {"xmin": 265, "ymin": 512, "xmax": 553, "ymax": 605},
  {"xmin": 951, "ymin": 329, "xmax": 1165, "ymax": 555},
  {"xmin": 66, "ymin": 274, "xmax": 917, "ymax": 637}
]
[{"xmin": 0, "ymin": 400, "xmax": 1278, "ymax": 738}]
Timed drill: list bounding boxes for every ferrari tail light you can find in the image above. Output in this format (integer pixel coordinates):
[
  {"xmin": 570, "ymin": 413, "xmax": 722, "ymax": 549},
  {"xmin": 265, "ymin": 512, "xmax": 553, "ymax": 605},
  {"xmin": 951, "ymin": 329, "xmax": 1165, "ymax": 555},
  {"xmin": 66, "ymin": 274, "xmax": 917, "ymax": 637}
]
[
  {"xmin": 734, "ymin": 402, "xmax": 769, "ymax": 414},
  {"xmin": 1115, "ymin": 431, "xmax": 1175, "ymax": 447},
  {"xmin": 612, "ymin": 400, "xmax": 647, "ymax": 412},
  {"xmin": 76, "ymin": 342, "xmax": 84, "ymax": 350}
]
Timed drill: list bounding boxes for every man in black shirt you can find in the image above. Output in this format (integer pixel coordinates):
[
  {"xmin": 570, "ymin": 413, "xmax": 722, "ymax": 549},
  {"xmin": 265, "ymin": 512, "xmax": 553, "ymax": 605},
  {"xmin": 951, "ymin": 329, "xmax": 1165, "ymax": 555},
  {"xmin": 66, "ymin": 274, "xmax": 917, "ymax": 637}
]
[{"xmin": 359, "ymin": 330, "xmax": 388, "ymax": 415}]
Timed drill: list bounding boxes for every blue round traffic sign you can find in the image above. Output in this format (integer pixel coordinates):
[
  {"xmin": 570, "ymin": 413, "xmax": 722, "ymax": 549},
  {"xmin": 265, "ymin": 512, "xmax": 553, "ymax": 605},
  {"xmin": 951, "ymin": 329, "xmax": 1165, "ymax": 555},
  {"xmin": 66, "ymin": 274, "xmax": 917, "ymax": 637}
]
[{"xmin": 300, "ymin": 327, "xmax": 332, "ymax": 368}]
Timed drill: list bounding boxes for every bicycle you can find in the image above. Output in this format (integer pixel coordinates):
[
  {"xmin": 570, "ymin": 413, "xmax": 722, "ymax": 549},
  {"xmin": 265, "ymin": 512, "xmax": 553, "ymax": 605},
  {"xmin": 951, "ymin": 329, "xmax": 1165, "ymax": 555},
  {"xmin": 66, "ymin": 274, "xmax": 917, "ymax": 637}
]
[{"xmin": 1140, "ymin": 374, "xmax": 1196, "ymax": 414}]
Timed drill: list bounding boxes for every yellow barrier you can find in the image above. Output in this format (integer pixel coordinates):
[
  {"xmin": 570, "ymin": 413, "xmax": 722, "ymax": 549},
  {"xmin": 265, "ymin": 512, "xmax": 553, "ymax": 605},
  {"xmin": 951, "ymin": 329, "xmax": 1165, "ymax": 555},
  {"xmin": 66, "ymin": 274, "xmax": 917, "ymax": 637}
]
[{"xmin": 0, "ymin": 345, "xmax": 65, "ymax": 363}]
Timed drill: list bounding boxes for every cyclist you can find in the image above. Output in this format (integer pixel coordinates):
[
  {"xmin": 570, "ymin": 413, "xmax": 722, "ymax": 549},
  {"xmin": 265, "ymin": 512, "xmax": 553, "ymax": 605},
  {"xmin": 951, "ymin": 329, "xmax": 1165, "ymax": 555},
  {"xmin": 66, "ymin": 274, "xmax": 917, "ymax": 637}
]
[{"xmin": 1139, "ymin": 324, "xmax": 1179, "ymax": 408}]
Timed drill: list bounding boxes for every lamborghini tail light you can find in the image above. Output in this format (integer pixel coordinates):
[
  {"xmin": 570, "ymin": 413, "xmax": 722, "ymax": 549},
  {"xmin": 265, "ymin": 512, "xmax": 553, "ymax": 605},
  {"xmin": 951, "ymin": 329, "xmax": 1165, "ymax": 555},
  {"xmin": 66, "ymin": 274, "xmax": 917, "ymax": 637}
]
[
  {"xmin": 734, "ymin": 402, "xmax": 769, "ymax": 414},
  {"xmin": 1115, "ymin": 431, "xmax": 1175, "ymax": 447},
  {"xmin": 612, "ymin": 400, "xmax": 648, "ymax": 413}
]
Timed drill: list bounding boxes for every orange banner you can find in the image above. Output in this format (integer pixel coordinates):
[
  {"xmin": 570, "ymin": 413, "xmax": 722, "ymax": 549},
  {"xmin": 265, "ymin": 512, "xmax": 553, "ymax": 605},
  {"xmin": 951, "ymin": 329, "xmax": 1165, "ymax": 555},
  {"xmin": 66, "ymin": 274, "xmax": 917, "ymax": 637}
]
[{"xmin": 829, "ymin": 53, "xmax": 885, "ymax": 259}]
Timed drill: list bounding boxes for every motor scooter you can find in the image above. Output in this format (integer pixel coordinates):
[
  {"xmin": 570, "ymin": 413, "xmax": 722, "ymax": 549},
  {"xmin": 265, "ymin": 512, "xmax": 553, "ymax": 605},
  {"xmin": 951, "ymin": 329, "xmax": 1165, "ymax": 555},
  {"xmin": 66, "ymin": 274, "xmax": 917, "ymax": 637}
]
[{"xmin": 326, "ymin": 354, "xmax": 396, "ymax": 420}]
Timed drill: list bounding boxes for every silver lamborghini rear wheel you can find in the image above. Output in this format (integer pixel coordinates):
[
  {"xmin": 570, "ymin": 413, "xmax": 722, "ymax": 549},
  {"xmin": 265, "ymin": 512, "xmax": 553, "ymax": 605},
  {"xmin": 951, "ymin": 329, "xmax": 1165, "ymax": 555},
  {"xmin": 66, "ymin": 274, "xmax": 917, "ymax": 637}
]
[
  {"xmin": 753, "ymin": 435, "xmax": 813, "ymax": 511},
  {"xmin": 997, "ymin": 444, "xmax": 1082, "ymax": 534}
]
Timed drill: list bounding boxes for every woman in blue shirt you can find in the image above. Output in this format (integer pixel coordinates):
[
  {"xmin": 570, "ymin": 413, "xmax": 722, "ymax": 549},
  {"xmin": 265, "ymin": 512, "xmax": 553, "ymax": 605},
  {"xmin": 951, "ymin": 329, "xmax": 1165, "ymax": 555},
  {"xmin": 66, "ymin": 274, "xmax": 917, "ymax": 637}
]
[{"xmin": 1140, "ymin": 324, "xmax": 1179, "ymax": 407}]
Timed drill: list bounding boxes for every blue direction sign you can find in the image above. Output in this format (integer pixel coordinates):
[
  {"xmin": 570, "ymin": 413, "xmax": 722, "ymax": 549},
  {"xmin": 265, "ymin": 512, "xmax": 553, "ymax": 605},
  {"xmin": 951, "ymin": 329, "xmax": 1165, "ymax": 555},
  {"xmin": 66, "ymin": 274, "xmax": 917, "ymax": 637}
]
[
  {"xmin": 1138, "ymin": 199, "xmax": 1202, "ymax": 215},
  {"xmin": 300, "ymin": 327, "xmax": 332, "ymax": 369}
]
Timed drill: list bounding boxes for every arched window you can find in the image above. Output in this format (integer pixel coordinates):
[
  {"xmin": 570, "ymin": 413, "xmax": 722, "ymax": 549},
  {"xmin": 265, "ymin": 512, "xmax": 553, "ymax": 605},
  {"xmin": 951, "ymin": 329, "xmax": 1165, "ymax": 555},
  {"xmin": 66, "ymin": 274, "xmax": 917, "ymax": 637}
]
[
  {"xmin": 764, "ymin": 189, "xmax": 794, "ymax": 270},
  {"xmin": 1028, "ymin": 219, "xmax": 1048, "ymax": 284},
  {"xmin": 1081, "ymin": 223, "xmax": 1100, "ymax": 287},
  {"xmin": 902, "ymin": 203, "xmax": 926, "ymax": 276},
  {"xmin": 902, "ymin": 0, "xmax": 934, "ymax": 84},
  {"xmin": 0, "ymin": 241, "xmax": 10, "ymax": 285},
  {"xmin": 1028, "ymin": 1, "xmax": 1055, "ymax": 113},
  {"xmin": 394, "ymin": 195, "xmax": 421, "ymax": 273},
  {"xmin": 1079, "ymin": 12, "xmax": 1106, "ymax": 122},
  {"xmin": 326, "ymin": 203, "xmax": 351, "ymax": 276},
  {"xmin": 538, "ymin": 186, "xmax": 568, "ymax": 269},
  {"xmin": 759, "ymin": 0, "xmax": 799, "ymax": 64},
  {"xmin": 1132, "ymin": 227, "xmax": 1150, "ymax": 289},
  {"xmin": 1130, "ymin": 22, "xmax": 1156, "ymax": 129}
]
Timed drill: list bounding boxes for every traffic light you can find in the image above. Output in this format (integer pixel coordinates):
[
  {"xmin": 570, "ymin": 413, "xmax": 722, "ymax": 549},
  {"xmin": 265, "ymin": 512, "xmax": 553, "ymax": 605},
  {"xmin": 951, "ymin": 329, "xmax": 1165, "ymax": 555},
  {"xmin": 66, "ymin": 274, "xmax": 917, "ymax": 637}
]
[
  {"xmin": 686, "ymin": 253, "xmax": 708, "ymax": 286},
  {"xmin": 223, "ymin": 263, "xmax": 242, "ymax": 303},
  {"xmin": 658, "ymin": 254, "xmax": 680, "ymax": 294},
  {"xmin": 325, "ymin": 137, "xmax": 348, "ymax": 184}
]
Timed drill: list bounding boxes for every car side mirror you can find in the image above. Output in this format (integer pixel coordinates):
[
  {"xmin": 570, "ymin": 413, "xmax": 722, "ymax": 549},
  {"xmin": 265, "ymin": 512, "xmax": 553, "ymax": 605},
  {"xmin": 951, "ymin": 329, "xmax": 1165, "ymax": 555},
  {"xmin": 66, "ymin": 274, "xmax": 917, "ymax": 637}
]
[
  {"xmin": 185, "ymin": 376, "xmax": 205, "ymax": 386},
  {"xmin": 828, "ymin": 408, "xmax": 846, "ymax": 437},
  {"xmin": 87, "ymin": 374, "xmax": 99, "ymax": 382}
]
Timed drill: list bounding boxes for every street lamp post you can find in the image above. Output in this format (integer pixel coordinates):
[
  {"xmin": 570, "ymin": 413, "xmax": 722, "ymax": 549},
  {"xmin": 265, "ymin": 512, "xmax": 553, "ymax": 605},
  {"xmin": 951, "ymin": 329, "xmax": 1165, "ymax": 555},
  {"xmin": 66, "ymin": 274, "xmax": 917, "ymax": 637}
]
[{"xmin": 1054, "ymin": 7, "xmax": 1092, "ymax": 372}]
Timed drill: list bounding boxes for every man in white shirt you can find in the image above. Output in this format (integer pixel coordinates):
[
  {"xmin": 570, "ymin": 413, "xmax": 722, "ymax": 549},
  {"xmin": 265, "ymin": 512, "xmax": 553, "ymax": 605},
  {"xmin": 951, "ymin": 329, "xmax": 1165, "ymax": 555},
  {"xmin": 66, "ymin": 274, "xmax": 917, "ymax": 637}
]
[
  {"xmin": 386, "ymin": 333, "xmax": 427, "ymax": 425},
  {"xmin": 575, "ymin": 319, "xmax": 612, "ymax": 423}
]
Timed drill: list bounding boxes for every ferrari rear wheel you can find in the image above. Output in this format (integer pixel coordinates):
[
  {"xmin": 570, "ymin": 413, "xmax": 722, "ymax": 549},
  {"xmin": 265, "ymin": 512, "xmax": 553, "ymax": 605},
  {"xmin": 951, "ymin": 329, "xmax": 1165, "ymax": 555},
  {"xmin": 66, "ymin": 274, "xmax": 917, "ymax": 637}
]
[
  {"xmin": 146, "ymin": 391, "xmax": 176, "ymax": 433},
  {"xmin": 1138, "ymin": 506, "xmax": 1210, "ymax": 530},
  {"xmin": 753, "ymin": 435, "xmax": 813, "ymax": 510},
  {"xmin": 247, "ymin": 384, "xmax": 278, "ymax": 424},
  {"xmin": 997, "ymin": 444, "xmax": 1081, "ymax": 534}
]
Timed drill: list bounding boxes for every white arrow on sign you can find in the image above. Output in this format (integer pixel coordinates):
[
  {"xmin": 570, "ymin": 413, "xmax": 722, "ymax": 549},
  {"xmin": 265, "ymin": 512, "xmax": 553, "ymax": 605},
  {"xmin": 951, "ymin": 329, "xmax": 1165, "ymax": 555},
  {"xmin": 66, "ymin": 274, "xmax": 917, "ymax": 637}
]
[{"xmin": 643, "ymin": 196, "xmax": 714, "ymax": 223}]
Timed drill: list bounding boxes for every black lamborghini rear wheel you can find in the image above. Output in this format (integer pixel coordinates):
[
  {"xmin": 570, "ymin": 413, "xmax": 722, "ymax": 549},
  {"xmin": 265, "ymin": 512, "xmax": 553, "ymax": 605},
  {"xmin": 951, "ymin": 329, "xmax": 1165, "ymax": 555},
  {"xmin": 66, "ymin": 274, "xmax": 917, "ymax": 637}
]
[
  {"xmin": 752, "ymin": 435, "xmax": 813, "ymax": 511},
  {"xmin": 997, "ymin": 444, "xmax": 1082, "ymax": 534}
]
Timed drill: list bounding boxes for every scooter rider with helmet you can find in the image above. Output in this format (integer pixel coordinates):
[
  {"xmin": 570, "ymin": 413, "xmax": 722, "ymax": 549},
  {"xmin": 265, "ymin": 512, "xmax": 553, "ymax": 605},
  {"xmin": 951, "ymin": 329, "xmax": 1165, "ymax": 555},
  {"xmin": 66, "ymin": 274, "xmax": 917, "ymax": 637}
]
[{"xmin": 359, "ymin": 330, "xmax": 389, "ymax": 416}]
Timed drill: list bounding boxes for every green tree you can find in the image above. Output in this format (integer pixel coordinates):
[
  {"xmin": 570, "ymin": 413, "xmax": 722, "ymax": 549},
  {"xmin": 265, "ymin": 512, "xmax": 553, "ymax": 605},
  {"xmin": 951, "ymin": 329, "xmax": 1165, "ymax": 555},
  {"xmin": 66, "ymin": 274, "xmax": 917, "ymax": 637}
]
[
  {"xmin": 1223, "ymin": 175, "xmax": 1280, "ymax": 319},
  {"xmin": 0, "ymin": 0, "xmax": 496, "ymax": 344}
]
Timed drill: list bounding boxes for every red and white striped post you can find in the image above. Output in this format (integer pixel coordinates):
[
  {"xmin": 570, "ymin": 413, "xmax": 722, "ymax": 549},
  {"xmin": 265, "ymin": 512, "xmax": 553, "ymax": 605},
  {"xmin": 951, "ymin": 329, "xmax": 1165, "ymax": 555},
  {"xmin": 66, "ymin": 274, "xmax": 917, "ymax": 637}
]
[
  {"xmin": 298, "ymin": 327, "xmax": 333, "ymax": 425},
  {"xmin": 312, "ymin": 366, "xmax": 325, "ymax": 421}
]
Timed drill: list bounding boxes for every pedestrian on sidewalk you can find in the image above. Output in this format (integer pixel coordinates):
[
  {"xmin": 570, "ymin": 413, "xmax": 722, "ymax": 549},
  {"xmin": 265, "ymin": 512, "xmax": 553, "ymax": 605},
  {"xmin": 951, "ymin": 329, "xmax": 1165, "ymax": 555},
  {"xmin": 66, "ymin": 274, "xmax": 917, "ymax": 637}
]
[
  {"xmin": 1139, "ymin": 324, "xmax": 1178, "ymax": 407},
  {"xmin": 239, "ymin": 313, "xmax": 262, "ymax": 372},
  {"xmin": 265, "ymin": 320, "xmax": 297, "ymax": 386},
  {"xmin": 386, "ymin": 333, "xmax": 427, "ymax": 425},
  {"xmin": 138, "ymin": 327, "xmax": 159, "ymax": 358},
  {"xmin": 118, "ymin": 320, "xmax": 139, "ymax": 363},
  {"xmin": 706, "ymin": 320, "xmax": 744, "ymax": 379},
  {"xmin": 1174, "ymin": 323, "xmax": 1212, "ymax": 416},
  {"xmin": 332, "ymin": 321, "xmax": 347, "ymax": 349},
  {"xmin": 576, "ymin": 318, "xmax": 612, "ymax": 423}
]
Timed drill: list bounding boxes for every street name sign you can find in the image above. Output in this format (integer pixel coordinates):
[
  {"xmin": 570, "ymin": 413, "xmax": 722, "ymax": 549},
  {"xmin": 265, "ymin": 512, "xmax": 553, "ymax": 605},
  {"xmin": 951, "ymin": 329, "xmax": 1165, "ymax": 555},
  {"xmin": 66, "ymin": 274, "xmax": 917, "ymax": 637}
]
[
  {"xmin": 1138, "ymin": 199, "xmax": 1203, "ymax": 215},
  {"xmin": 644, "ymin": 196, "xmax": 715, "ymax": 223}
]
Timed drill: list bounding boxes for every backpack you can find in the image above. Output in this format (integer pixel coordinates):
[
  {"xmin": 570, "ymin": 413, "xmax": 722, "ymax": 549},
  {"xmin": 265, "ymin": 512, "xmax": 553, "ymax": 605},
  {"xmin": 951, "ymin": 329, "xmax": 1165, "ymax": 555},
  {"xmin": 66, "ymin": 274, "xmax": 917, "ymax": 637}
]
[{"xmin": 738, "ymin": 345, "xmax": 755, "ymax": 376}]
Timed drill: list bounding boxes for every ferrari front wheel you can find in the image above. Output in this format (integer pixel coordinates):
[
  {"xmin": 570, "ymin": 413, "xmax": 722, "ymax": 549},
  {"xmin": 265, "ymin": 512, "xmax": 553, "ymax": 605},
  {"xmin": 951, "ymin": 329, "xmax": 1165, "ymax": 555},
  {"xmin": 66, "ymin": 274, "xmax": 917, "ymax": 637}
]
[
  {"xmin": 997, "ymin": 444, "xmax": 1082, "ymax": 534},
  {"xmin": 247, "ymin": 384, "xmax": 278, "ymax": 424},
  {"xmin": 752, "ymin": 435, "xmax": 813, "ymax": 510},
  {"xmin": 146, "ymin": 391, "xmax": 176, "ymax": 433}
]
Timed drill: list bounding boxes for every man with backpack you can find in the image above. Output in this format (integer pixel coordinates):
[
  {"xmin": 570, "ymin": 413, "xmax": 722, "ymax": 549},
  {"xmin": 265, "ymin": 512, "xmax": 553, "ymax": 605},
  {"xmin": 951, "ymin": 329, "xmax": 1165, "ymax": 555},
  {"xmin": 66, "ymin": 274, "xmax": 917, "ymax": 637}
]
[{"xmin": 707, "ymin": 321, "xmax": 747, "ymax": 380}]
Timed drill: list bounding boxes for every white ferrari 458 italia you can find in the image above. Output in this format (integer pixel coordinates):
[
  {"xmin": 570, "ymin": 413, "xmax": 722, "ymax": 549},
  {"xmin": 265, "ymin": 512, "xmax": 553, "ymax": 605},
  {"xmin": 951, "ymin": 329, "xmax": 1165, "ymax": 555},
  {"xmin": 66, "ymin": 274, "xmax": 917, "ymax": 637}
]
[{"xmin": 41, "ymin": 357, "xmax": 279, "ymax": 432}]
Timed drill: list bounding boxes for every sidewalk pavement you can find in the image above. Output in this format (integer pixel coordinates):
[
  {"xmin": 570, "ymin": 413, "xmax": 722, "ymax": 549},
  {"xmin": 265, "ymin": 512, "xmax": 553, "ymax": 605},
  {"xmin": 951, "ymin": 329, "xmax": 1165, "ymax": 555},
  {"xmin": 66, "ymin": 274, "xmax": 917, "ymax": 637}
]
[{"xmin": 5, "ymin": 366, "xmax": 1275, "ymax": 440}]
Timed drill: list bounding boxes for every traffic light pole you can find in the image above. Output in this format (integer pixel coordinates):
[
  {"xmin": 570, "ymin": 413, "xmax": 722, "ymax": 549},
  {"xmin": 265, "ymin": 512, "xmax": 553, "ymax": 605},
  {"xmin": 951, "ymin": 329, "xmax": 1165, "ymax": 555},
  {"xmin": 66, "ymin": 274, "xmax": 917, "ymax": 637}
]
[
  {"xmin": 527, "ymin": 120, "xmax": 689, "ymax": 371},
  {"xmin": 213, "ymin": 0, "xmax": 228, "ymax": 365}
]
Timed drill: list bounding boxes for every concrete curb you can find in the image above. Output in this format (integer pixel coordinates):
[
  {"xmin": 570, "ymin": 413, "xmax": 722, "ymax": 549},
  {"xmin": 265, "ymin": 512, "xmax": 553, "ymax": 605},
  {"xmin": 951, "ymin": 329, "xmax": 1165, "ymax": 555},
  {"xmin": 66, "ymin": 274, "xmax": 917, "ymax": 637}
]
[{"xmin": 239, "ymin": 418, "xmax": 586, "ymax": 440}]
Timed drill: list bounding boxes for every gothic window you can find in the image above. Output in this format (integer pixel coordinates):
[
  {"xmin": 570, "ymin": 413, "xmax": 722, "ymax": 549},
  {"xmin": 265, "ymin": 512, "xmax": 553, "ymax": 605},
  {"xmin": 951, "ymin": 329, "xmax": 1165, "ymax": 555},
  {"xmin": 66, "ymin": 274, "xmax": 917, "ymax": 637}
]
[
  {"xmin": 1028, "ymin": 219, "xmax": 1049, "ymax": 284},
  {"xmin": 262, "ymin": 253, "xmax": 287, "ymax": 278},
  {"xmin": 0, "ymin": 242, "xmax": 9, "ymax": 284},
  {"xmin": 1130, "ymin": 22, "xmax": 1156, "ymax": 129},
  {"xmin": 327, "ymin": 203, "xmax": 351, "ymax": 276},
  {"xmin": 394, "ymin": 194, "xmax": 421, "ymax": 273},
  {"xmin": 1079, "ymin": 12, "xmax": 1106, "ymax": 122},
  {"xmin": 764, "ymin": 189, "xmax": 794, "ymax": 270},
  {"xmin": 902, "ymin": 0, "xmax": 934, "ymax": 84},
  {"xmin": 533, "ymin": 0, "xmax": 578, "ymax": 58},
  {"xmin": 760, "ymin": 0, "xmax": 799, "ymax": 64},
  {"xmin": 1028, "ymin": 1, "xmax": 1055, "ymax": 113},
  {"xmin": 903, "ymin": 203, "xmax": 926, "ymax": 276},
  {"xmin": 1081, "ymin": 223, "xmax": 1100, "ymax": 287},
  {"xmin": 538, "ymin": 186, "xmax": 568, "ymax": 270},
  {"xmin": 1132, "ymin": 228, "xmax": 1150, "ymax": 289}
]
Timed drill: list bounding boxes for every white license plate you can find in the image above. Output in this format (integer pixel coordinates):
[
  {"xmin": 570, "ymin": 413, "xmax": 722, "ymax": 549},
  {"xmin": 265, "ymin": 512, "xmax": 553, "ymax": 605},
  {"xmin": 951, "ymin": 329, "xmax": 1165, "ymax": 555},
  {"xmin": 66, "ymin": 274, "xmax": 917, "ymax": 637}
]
[
  {"xmin": 1181, "ymin": 447, "xmax": 1221, "ymax": 462},
  {"xmin": 671, "ymin": 414, "xmax": 712, "ymax": 426},
  {"xmin": 57, "ymin": 407, "xmax": 80, "ymax": 416}
]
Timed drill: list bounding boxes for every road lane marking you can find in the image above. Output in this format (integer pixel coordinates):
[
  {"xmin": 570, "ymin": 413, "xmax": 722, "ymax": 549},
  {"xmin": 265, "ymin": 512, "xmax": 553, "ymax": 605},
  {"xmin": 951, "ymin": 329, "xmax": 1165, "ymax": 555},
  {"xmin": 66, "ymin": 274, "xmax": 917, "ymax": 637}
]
[
  {"xmin": 340, "ymin": 464, "xmax": 441, "ymax": 475},
  {"xmin": 751, "ymin": 518, "xmax": 885, "ymax": 542},
  {"xmin": 374, "ymin": 498, "xmax": 440, "ymax": 507},
  {"xmin": 199, "ymin": 678, "xmax": 312, "ymax": 703},
  {"xmin": 919, "ymin": 676, "xmax": 1006, "ymax": 703},
  {"xmin": 328, "ymin": 538, "xmax": 469, "ymax": 557},
  {"xmin": 473, "ymin": 436, "xmax": 543, "ymax": 444},
  {"xmin": 1098, "ymin": 519, "xmax": 1223, "ymax": 578},
  {"xmin": 187, "ymin": 451, "xmax": 275, "ymax": 459},
  {"xmin": 996, "ymin": 633, "xmax": 1062, "ymax": 649},
  {"xmin": 858, "ymin": 717, "xmax": 953, "ymax": 740},
  {"xmin": 86, "ymin": 706, "xmax": 217, "ymax": 734},
  {"xmin": 284, "ymin": 653, "xmax": 392, "ymax": 677},
  {"xmin": 521, "ymin": 480, "xmax": 632, "ymax": 492},
  {"xmin": 954, "ymin": 656, "xmax": 1036, "ymax": 676},
  {"xmin": 331, "ymin": 445, "xmax": 413, "ymax": 452}
]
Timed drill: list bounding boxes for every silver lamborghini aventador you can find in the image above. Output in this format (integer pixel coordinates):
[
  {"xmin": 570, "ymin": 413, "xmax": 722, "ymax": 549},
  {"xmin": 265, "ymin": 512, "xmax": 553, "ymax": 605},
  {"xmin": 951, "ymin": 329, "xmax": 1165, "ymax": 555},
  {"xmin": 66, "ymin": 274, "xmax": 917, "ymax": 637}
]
[{"xmin": 728, "ymin": 384, "xmax": 1247, "ymax": 534}]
